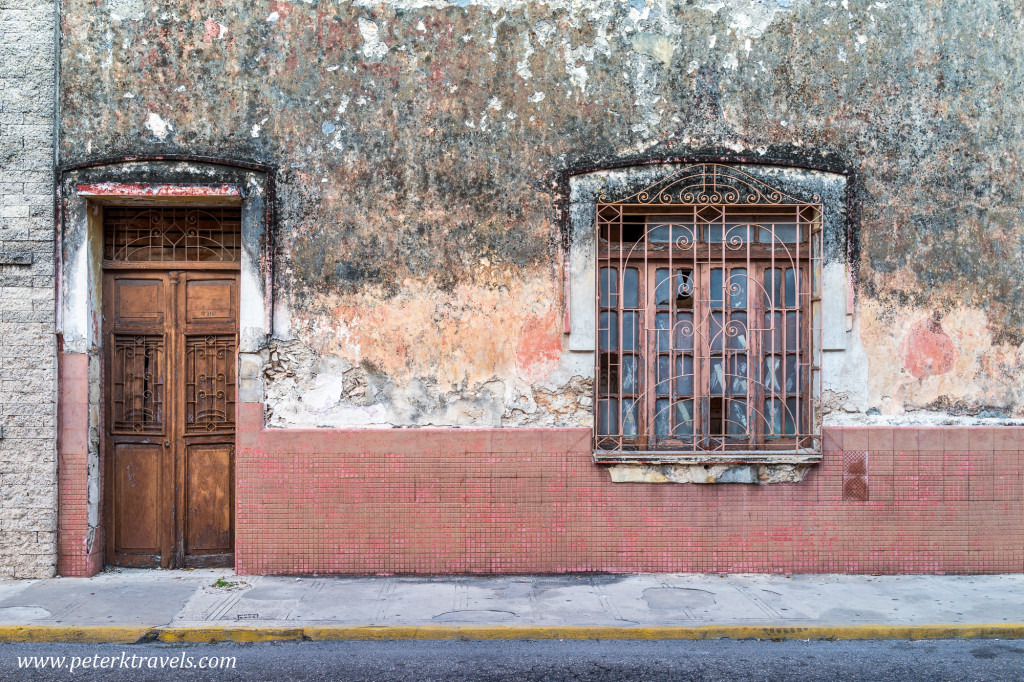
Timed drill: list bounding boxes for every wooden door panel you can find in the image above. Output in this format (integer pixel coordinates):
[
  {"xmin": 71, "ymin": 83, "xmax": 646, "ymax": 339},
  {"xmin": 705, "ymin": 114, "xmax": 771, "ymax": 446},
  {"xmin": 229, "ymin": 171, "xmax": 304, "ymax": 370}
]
[
  {"xmin": 183, "ymin": 443, "xmax": 234, "ymax": 557},
  {"xmin": 112, "ymin": 279, "xmax": 166, "ymax": 327},
  {"xmin": 183, "ymin": 278, "xmax": 237, "ymax": 326},
  {"xmin": 112, "ymin": 442, "xmax": 162, "ymax": 558}
]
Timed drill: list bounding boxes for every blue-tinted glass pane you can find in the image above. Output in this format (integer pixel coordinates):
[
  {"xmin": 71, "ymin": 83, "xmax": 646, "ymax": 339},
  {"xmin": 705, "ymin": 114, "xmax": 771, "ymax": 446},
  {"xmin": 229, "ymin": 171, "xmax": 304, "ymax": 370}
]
[
  {"xmin": 654, "ymin": 398, "xmax": 670, "ymax": 435},
  {"xmin": 710, "ymin": 269, "xmax": 724, "ymax": 308},
  {"xmin": 765, "ymin": 398, "xmax": 782, "ymax": 437},
  {"xmin": 729, "ymin": 269, "xmax": 747, "ymax": 308},
  {"xmin": 785, "ymin": 354, "xmax": 798, "ymax": 393},
  {"xmin": 623, "ymin": 268, "xmax": 639, "ymax": 308},
  {"xmin": 710, "ymin": 312, "xmax": 724, "ymax": 351},
  {"xmin": 786, "ymin": 311, "xmax": 799, "ymax": 351},
  {"xmin": 622, "ymin": 312, "xmax": 639, "ymax": 351},
  {"xmin": 598, "ymin": 399, "xmax": 618, "ymax": 435},
  {"xmin": 674, "ymin": 400, "xmax": 694, "ymax": 435},
  {"xmin": 727, "ymin": 399, "xmax": 748, "ymax": 436},
  {"xmin": 600, "ymin": 268, "xmax": 617, "ymax": 308},
  {"xmin": 622, "ymin": 400, "xmax": 639, "ymax": 436},
  {"xmin": 758, "ymin": 223, "xmax": 799, "ymax": 244},
  {"xmin": 709, "ymin": 357, "xmax": 724, "ymax": 395},
  {"xmin": 648, "ymin": 224, "xmax": 671, "ymax": 242},
  {"xmin": 676, "ymin": 355, "xmax": 694, "ymax": 395},
  {"xmin": 599, "ymin": 312, "xmax": 617, "ymax": 350},
  {"xmin": 726, "ymin": 312, "xmax": 748, "ymax": 350},
  {"xmin": 765, "ymin": 269, "xmax": 782, "ymax": 308},
  {"xmin": 730, "ymin": 354, "xmax": 748, "ymax": 395},
  {"xmin": 655, "ymin": 268, "xmax": 671, "ymax": 305},
  {"xmin": 656, "ymin": 312, "xmax": 671, "ymax": 351},
  {"xmin": 785, "ymin": 268, "xmax": 796, "ymax": 308},
  {"xmin": 784, "ymin": 397, "xmax": 798, "ymax": 435},
  {"xmin": 764, "ymin": 312, "xmax": 783, "ymax": 352},
  {"xmin": 764, "ymin": 355, "xmax": 782, "ymax": 392},
  {"xmin": 656, "ymin": 355, "xmax": 671, "ymax": 396},
  {"xmin": 621, "ymin": 355, "xmax": 638, "ymax": 393},
  {"xmin": 675, "ymin": 313, "xmax": 694, "ymax": 351}
]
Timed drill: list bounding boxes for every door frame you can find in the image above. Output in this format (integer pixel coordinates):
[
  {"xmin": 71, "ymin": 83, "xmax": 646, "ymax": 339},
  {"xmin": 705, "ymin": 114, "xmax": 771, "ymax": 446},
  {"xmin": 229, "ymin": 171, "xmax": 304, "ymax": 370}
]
[{"xmin": 56, "ymin": 163, "xmax": 274, "ymax": 575}]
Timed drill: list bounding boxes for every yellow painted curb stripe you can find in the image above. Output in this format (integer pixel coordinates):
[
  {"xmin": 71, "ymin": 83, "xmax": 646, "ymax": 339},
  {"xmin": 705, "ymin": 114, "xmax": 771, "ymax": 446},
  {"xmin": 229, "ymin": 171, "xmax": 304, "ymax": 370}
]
[
  {"xmin": 0, "ymin": 626, "xmax": 153, "ymax": 644},
  {"xmin": 157, "ymin": 627, "xmax": 304, "ymax": 643},
  {"xmin": 4, "ymin": 624, "xmax": 1024, "ymax": 643},
  {"xmin": 300, "ymin": 624, "xmax": 1024, "ymax": 641}
]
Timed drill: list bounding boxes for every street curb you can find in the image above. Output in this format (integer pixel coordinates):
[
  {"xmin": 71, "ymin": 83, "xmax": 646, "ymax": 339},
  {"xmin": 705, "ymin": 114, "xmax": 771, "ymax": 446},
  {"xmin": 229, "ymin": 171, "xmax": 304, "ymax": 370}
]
[{"xmin": 4, "ymin": 624, "xmax": 1024, "ymax": 643}]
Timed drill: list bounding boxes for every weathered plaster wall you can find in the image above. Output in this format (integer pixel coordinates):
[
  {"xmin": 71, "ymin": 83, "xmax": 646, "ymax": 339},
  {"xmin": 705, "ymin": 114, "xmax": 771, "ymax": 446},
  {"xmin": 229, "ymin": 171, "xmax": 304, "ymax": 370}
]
[
  {"xmin": 1, "ymin": 0, "xmax": 58, "ymax": 577},
  {"xmin": 58, "ymin": 0, "xmax": 1024, "ymax": 425}
]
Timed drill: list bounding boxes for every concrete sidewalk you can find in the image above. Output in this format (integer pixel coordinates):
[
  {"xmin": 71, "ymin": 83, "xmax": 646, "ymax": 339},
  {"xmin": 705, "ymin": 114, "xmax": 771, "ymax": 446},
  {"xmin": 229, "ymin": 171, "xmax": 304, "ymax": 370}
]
[{"xmin": 1, "ymin": 570, "xmax": 1024, "ymax": 642}]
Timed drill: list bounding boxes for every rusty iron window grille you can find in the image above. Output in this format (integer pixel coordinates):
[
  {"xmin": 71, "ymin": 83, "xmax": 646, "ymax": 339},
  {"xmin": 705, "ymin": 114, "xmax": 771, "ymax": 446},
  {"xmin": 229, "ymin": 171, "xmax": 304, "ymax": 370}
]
[
  {"xmin": 594, "ymin": 164, "xmax": 823, "ymax": 459},
  {"xmin": 103, "ymin": 206, "xmax": 242, "ymax": 263}
]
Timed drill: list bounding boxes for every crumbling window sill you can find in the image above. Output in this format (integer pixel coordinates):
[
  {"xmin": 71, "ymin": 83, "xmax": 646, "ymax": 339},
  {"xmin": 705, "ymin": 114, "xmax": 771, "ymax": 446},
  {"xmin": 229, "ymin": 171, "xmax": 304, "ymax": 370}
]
[{"xmin": 595, "ymin": 451, "xmax": 821, "ymax": 484}]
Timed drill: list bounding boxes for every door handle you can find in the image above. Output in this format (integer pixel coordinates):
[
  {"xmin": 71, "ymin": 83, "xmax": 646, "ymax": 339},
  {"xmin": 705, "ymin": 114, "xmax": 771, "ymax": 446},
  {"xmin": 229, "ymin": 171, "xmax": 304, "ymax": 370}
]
[{"xmin": 164, "ymin": 441, "xmax": 171, "ymax": 447}]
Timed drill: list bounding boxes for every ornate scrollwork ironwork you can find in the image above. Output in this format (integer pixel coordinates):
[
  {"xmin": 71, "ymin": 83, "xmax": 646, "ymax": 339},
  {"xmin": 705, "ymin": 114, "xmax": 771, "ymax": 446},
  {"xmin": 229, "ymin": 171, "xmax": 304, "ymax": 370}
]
[{"xmin": 598, "ymin": 163, "xmax": 819, "ymax": 206}]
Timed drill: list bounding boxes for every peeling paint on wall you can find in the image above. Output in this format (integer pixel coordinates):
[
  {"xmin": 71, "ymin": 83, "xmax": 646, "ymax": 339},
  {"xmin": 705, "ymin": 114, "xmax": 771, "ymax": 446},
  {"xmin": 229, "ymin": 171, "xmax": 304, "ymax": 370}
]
[{"xmin": 59, "ymin": 0, "xmax": 1024, "ymax": 427}]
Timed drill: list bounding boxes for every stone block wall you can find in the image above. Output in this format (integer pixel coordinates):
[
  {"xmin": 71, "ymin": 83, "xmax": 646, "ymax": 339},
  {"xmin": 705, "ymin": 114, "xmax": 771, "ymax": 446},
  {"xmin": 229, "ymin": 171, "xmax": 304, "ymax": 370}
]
[{"xmin": 0, "ymin": 0, "xmax": 58, "ymax": 578}]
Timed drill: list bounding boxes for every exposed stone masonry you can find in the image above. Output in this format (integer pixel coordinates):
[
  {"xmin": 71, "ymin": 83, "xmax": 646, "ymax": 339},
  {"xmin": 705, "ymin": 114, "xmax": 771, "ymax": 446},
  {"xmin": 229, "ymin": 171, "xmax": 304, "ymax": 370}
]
[{"xmin": 0, "ymin": 0, "xmax": 58, "ymax": 577}]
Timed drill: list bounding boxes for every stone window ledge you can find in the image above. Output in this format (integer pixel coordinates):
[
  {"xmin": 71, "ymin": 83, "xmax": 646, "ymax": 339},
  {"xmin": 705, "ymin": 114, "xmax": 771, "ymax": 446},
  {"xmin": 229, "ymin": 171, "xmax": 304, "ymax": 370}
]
[{"xmin": 596, "ymin": 450, "xmax": 821, "ymax": 484}]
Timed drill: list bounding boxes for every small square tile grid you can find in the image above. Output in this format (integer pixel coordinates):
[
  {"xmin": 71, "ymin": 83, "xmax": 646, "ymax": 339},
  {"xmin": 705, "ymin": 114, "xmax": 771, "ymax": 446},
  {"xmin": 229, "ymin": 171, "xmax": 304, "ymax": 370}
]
[{"xmin": 224, "ymin": 412, "xmax": 1024, "ymax": 576}]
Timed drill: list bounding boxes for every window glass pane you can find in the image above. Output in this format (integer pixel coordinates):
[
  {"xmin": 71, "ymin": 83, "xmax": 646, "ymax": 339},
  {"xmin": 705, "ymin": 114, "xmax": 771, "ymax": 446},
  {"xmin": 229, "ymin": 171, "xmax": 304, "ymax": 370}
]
[
  {"xmin": 654, "ymin": 398, "xmax": 670, "ymax": 435},
  {"xmin": 600, "ymin": 268, "xmax": 617, "ymax": 308},
  {"xmin": 674, "ymin": 400, "xmax": 694, "ymax": 435},
  {"xmin": 758, "ymin": 223, "xmax": 799, "ymax": 244},
  {"xmin": 785, "ymin": 268, "xmax": 796, "ymax": 308},
  {"xmin": 655, "ymin": 268, "xmax": 671, "ymax": 306},
  {"xmin": 656, "ymin": 312, "xmax": 671, "ymax": 351},
  {"xmin": 765, "ymin": 398, "xmax": 782, "ymax": 438},
  {"xmin": 623, "ymin": 268, "xmax": 639, "ymax": 308},
  {"xmin": 676, "ymin": 355, "xmax": 694, "ymax": 395},
  {"xmin": 710, "ymin": 269, "xmax": 724, "ymax": 308},
  {"xmin": 708, "ymin": 223, "xmax": 749, "ymax": 244},
  {"xmin": 675, "ymin": 313, "xmax": 694, "ymax": 351},
  {"xmin": 599, "ymin": 312, "xmax": 617, "ymax": 350},
  {"xmin": 729, "ymin": 269, "xmax": 747, "ymax": 309},
  {"xmin": 598, "ymin": 398, "xmax": 618, "ymax": 435},
  {"xmin": 765, "ymin": 269, "xmax": 782, "ymax": 308},
  {"xmin": 763, "ymin": 355, "xmax": 781, "ymax": 393},
  {"xmin": 727, "ymin": 399, "xmax": 748, "ymax": 436},
  {"xmin": 764, "ymin": 312, "xmax": 783, "ymax": 352},
  {"xmin": 785, "ymin": 354, "xmax": 798, "ymax": 393},
  {"xmin": 709, "ymin": 357, "xmax": 725, "ymax": 395},
  {"xmin": 710, "ymin": 312, "xmax": 724, "ymax": 351},
  {"xmin": 649, "ymin": 224, "xmax": 671, "ymax": 242},
  {"xmin": 730, "ymin": 354, "xmax": 748, "ymax": 395},
  {"xmin": 726, "ymin": 312, "xmax": 747, "ymax": 350},
  {"xmin": 622, "ymin": 400, "xmax": 639, "ymax": 436},
  {"xmin": 622, "ymin": 311, "xmax": 639, "ymax": 351},
  {"xmin": 656, "ymin": 355, "xmax": 671, "ymax": 396},
  {"xmin": 786, "ymin": 311, "xmax": 799, "ymax": 351},
  {"xmin": 784, "ymin": 397, "xmax": 798, "ymax": 436},
  {"xmin": 622, "ymin": 355, "xmax": 638, "ymax": 394}
]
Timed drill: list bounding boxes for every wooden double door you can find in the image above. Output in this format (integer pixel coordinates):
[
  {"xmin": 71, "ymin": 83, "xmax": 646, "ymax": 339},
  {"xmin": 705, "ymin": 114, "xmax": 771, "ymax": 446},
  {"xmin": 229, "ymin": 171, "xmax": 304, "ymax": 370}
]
[{"xmin": 103, "ymin": 268, "xmax": 238, "ymax": 568}]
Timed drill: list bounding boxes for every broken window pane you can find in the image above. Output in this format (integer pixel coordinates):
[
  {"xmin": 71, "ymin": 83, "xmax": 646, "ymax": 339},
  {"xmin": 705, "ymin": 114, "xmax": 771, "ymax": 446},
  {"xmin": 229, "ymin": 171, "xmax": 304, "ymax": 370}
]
[
  {"xmin": 727, "ymin": 399, "xmax": 747, "ymax": 436},
  {"xmin": 726, "ymin": 313, "xmax": 748, "ymax": 350},
  {"xmin": 674, "ymin": 400, "xmax": 694, "ymax": 435}
]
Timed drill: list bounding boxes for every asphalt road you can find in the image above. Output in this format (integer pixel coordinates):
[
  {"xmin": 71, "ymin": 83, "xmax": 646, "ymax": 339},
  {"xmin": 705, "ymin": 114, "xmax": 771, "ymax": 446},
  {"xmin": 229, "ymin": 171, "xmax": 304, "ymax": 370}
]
[{"xmin": 2, "ymin": 638, "xmax": 1024, "ymax": 681}]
